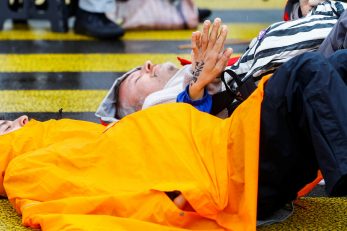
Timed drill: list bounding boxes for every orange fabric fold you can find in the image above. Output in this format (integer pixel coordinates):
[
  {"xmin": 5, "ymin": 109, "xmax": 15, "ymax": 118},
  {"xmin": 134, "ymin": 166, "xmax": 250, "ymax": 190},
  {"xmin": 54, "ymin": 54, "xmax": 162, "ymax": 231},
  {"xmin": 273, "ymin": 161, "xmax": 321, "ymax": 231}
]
[
  {"xmin": 1, "ymin": 78, "xmax": 269, "ymax": 230},
  {"xmin": 297, "ymin": 171, "xmax": 323, "ymax": 197}
]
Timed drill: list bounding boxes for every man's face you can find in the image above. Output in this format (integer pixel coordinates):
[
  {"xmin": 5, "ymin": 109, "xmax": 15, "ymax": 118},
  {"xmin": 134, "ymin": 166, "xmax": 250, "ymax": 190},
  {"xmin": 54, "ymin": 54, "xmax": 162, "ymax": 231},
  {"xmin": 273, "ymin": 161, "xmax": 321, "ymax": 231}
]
[
  {"xmin": 118, "ymin": 60, "xmax": 179, "ymax": 111},
  {"xmin": 0, "ymin": 115, "xmax": 28, "ymax": 135}
]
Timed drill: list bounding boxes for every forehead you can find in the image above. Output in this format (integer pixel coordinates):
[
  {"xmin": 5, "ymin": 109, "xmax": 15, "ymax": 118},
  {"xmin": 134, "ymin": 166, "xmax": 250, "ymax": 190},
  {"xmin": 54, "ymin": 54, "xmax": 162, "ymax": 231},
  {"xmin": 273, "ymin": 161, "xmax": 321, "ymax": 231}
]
[
  {"xmin": 123, "ymin": 66, "xmax": 141, "ymax": 82},
  {"xmin": 120, "ymin": 68, "xmax": 142, "ymax": 89},
  {"xmin": 127, "ymin": 69, "xmax": 141, "ymax": 80},
  {"xmin": 117, "ymin": 67, "xmax": 141, "ymax": 101}
]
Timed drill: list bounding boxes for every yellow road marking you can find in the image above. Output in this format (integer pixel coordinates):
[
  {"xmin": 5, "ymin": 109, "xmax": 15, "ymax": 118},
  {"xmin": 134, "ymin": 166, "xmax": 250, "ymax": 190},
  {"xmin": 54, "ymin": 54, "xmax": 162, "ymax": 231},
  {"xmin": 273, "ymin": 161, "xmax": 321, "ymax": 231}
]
[
  {"xmin": 195, "ymin": 0, "xmax": 284, "ymax": 9},
  {"xmin": 0, "ymin": 23, "xmax": 268, "ymax": 41},
  {"xmin": 0, "ymin": 90, "xmax": 106, "ymax": 112},
  {"xmin": 124, "ymin": 23, "xmax": 266, "ymax": 40},
  {"xmin": 0, "ymin": 53, "xmax": 242, "ymax": 72},
  {"xmin": 0, "ymin": 30, "xmax": 92, "ymax": 41},
  {"xmin": 0, "ymin": 54, "xmax": 189, "ymax": 72}
]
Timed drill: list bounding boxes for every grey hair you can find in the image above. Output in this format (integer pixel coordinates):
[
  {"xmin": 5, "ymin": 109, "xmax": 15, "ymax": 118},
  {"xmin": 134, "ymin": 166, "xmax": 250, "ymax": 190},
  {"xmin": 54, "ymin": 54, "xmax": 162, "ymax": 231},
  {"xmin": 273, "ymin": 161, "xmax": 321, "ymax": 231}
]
[
  {"xmin": 116, "ymin": 96, "xmax": 146, "ymax": 119},
  {"xmin": 116, "ymin": 103, "xmax": 137, "ymax": 119}
]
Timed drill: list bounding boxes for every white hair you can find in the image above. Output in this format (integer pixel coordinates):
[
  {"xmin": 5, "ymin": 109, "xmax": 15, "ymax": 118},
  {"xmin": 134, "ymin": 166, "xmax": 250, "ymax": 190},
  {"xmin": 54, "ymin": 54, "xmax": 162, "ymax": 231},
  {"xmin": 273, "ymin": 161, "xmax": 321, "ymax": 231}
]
[
  {"xmin": 116, "ymin": 103, "xmax": 137, "ymax": 119},
  {"xmin": 116, "ymin": 94, "xmax": 146, "ymax": 119}
]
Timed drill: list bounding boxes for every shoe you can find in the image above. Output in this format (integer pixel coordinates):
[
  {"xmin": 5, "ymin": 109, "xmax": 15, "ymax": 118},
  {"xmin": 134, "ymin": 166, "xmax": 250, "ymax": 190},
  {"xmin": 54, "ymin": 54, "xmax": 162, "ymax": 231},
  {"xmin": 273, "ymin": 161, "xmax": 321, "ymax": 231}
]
[
  {"xmin": 9, "ymin": 0, "xmax": 23, "ymax": 11},
  {"xmin": 74, "ymin": 8, "xmax": 124, "ymax": 39},
  {"xmin": 318, "ymin": 179, "xmax": 326, "ymax": 186},
  {"xmin": 198, "ymin": 8, "xmax": 212, "ymax": 22}
]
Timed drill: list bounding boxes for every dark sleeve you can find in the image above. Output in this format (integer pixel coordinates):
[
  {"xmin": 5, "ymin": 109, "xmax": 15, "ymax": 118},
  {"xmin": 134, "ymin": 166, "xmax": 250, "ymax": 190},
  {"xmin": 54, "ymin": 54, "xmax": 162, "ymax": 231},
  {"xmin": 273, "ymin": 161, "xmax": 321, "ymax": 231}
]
[{"xmin": 318, "ymin": 10, "xmax": 347, "ymax": 57}]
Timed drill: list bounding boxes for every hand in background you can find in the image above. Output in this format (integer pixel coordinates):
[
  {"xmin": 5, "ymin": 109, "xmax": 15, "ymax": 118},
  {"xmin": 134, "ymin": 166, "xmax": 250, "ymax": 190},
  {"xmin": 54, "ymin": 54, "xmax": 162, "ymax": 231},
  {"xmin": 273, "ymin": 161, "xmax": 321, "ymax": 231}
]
[{"xmin": 301, "ymin": 0, "xmax": 325, "ymax": 16}]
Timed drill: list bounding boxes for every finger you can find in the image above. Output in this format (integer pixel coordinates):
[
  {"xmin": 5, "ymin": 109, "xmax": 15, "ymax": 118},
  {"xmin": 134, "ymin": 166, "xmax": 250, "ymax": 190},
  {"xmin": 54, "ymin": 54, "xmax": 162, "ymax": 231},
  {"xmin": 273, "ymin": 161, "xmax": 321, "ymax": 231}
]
[
  {"xmin": 195, "ymin": 31, "xmax": 202, "ymax": 50},
  {"xmin": 173, "ymin": 194, "xmax": 187, "ymax": 209},
  {"xmin": 190, "ymin": 50, "xmax": 196, "ymax": 64},
  {"xmin": 217, "ymin": 52, "xmax": 223, "ymax": 61},
  {"xmin": 201, "ymin": 20, "xmax": 211, "ymax": 52},
  {"xmin": 191, "ymin": 31, "xmax": 199, "ymax": 57},
  {"xmin": 214, "ymin": 25, "xmax": 229, "ymax": 53},
  {"xmin": 206, "ymin": 18, "xmax": 222, "ymax": 51},
  {"xmin": 216, "ymin": 46, "xmax": 228, "ymax": 61},
  {"xmin": 215, "ymin": 48, "xmax": 233, "ymax": 71}
]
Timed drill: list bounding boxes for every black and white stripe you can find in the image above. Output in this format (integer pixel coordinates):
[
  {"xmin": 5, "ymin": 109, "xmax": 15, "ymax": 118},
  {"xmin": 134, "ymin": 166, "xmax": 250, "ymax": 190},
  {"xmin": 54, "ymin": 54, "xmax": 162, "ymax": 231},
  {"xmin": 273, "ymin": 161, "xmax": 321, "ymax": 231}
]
[{"xmin": 225, "ymin": 1, "xmax": 347, "ymax": 85}]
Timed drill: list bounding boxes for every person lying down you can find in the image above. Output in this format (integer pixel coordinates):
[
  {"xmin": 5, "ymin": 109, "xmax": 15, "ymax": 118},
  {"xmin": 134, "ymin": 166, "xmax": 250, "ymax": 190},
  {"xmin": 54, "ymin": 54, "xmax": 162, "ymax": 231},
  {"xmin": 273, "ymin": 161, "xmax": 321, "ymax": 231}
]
[
  {"xmin": 1, "ymin": 6, "xmax": 347, "ymax": 230},
  {"xmin": 1, "ymin": 48, "xmax": 347, "ymax": 230},
  {"xmin": 96, "ymin": 1, "xmax": 347, "ymax": 124}
]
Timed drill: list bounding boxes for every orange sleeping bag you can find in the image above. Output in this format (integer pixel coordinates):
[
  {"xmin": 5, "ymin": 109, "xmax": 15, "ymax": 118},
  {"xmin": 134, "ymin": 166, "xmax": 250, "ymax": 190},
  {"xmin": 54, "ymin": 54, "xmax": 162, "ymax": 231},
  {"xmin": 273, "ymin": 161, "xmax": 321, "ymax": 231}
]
[{"xmin": 1, "ymin": 78, "xmax": 264, "ymax": 230}]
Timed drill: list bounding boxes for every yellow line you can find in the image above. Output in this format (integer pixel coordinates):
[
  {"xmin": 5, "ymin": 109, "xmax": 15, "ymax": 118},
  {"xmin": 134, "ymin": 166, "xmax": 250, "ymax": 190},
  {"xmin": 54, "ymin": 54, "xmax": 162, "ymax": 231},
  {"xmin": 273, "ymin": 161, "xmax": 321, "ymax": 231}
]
[
  {"xmin": 124, "ymin": 23, "xmax": 267, "ymax": 41},
  {"xmin": 0, "ymin": 53, "xmax": 242, "ymax": 72},
  {"xmin": 0, "ymin": 30, "xmax": 93, "ymax": 41},
  {"xmin": 0, "ymin": 90, "xmax": 107, "ymax": 112},
  {"xmin": 0, "ymin": 54, "xmax": 191, "ymax": 72},
  {"xmin": 0, "ymin": 23, "xmax": 269, "ymax": 41},
  {"xmin": 195, "ymin": 0, "xmax": 284, "ymax": 9}
]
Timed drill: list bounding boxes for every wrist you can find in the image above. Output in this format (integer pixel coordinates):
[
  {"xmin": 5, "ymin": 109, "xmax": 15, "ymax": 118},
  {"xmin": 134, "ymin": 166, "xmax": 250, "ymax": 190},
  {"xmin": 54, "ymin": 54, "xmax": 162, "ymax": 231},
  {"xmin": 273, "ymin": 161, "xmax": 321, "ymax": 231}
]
[{"xmin": 189, "ymin": 81, "xmax": 205, "ymax": 100}]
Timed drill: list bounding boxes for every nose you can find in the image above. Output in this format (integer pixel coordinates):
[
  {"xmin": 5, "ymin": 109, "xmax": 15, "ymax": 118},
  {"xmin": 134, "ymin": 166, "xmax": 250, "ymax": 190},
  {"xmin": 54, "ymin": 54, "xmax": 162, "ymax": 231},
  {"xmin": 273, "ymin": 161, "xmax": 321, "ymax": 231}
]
[
  {"xmin": 144, "ymin": 60, "xmax": 154, "ymax": 72},
  {"xmin": 18, "ymin": 115, "xmax": 29, "ymax": 126}
]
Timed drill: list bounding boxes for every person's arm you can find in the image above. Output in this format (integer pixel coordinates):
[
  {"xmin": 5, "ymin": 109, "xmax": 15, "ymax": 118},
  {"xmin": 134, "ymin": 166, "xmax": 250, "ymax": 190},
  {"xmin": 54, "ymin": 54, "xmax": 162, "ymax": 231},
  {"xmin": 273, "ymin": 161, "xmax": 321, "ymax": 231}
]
[
  {"xmin": 176, "ymin": 85, "xmax": 212, "ymax": 113},
  {"xmin": 176, "ymin": 18, "xmax": 233, "ymax": 112},
  {"xmin": 189, "ymin": 18, "xmax": 232, "ymax": 100}
]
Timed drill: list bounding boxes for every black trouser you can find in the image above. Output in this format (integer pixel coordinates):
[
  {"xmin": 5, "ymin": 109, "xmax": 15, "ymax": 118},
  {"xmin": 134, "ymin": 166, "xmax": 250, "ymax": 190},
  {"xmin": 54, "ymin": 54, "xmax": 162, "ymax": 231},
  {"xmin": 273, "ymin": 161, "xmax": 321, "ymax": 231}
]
[{"xmin": 257, "ymin": 50, "xmax": 347, "ymax": 219}]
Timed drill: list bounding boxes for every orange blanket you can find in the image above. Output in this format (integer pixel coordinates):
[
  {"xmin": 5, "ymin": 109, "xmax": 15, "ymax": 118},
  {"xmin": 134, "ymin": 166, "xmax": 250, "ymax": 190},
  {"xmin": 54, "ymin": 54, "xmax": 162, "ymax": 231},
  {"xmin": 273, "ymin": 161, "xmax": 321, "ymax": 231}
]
[{"xmin": 0, "ymin": 79, "xmax": 267, "ymax": 230}]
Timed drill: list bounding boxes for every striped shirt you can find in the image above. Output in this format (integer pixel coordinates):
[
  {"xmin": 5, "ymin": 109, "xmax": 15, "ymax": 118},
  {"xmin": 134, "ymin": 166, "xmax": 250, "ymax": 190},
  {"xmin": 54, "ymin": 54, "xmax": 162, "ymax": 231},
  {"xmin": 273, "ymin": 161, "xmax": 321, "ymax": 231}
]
[{"xmin": 225, "ymin": 0, "xmax": 347, "ymax": 86}]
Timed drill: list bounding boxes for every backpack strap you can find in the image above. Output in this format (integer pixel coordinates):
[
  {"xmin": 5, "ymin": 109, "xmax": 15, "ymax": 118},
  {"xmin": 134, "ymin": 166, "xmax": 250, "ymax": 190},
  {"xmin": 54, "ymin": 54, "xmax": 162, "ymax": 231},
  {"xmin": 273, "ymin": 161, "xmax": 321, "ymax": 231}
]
[{"xmin": 211, "ymin": 69, "xmax": 257, "ymax": 116}]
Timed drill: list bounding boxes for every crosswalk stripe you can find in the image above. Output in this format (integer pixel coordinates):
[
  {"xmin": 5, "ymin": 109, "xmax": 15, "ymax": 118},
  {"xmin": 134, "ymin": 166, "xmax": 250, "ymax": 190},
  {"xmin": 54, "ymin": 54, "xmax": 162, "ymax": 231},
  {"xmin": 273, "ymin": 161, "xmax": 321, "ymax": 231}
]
[
  {"xmin": 123, "ymin": 24, "xmax": 265, "ymax": 40},
  {"xmin": 0, "ymin": 72, "xmax": 118, "ymax": 90},
  {"xmin": 0, "ymin": 40, "xmax": 248, "ymax": 54},
  {"xmin": 195, "ymin": 0, "xmax": 284, "ymax": 9},
  {"xmin": 0, "ymin": 112, "xmax": 100, "ymax": 123},
  {"xmin": 0, "ymin": 53, "xmax": 242, "ymax": 72},
  {"xmin": 0, "ymin": 54, "xmax": 190, "ymax": 72},
  {"xmin": 0, "ymin": 23, "xmax": 269, "ymax": 41},
  {"xmin": 0, "ymin": 90, "xmax": 107, "ymax": 112}
]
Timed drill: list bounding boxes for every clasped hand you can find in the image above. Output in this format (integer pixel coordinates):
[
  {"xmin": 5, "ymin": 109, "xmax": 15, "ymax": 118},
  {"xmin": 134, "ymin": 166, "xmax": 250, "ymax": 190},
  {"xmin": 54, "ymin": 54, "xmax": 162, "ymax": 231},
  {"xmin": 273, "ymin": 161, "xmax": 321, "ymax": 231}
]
[{"xmin": 188, "ymin": 18, "xmax": 233, "ymax": 100}]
